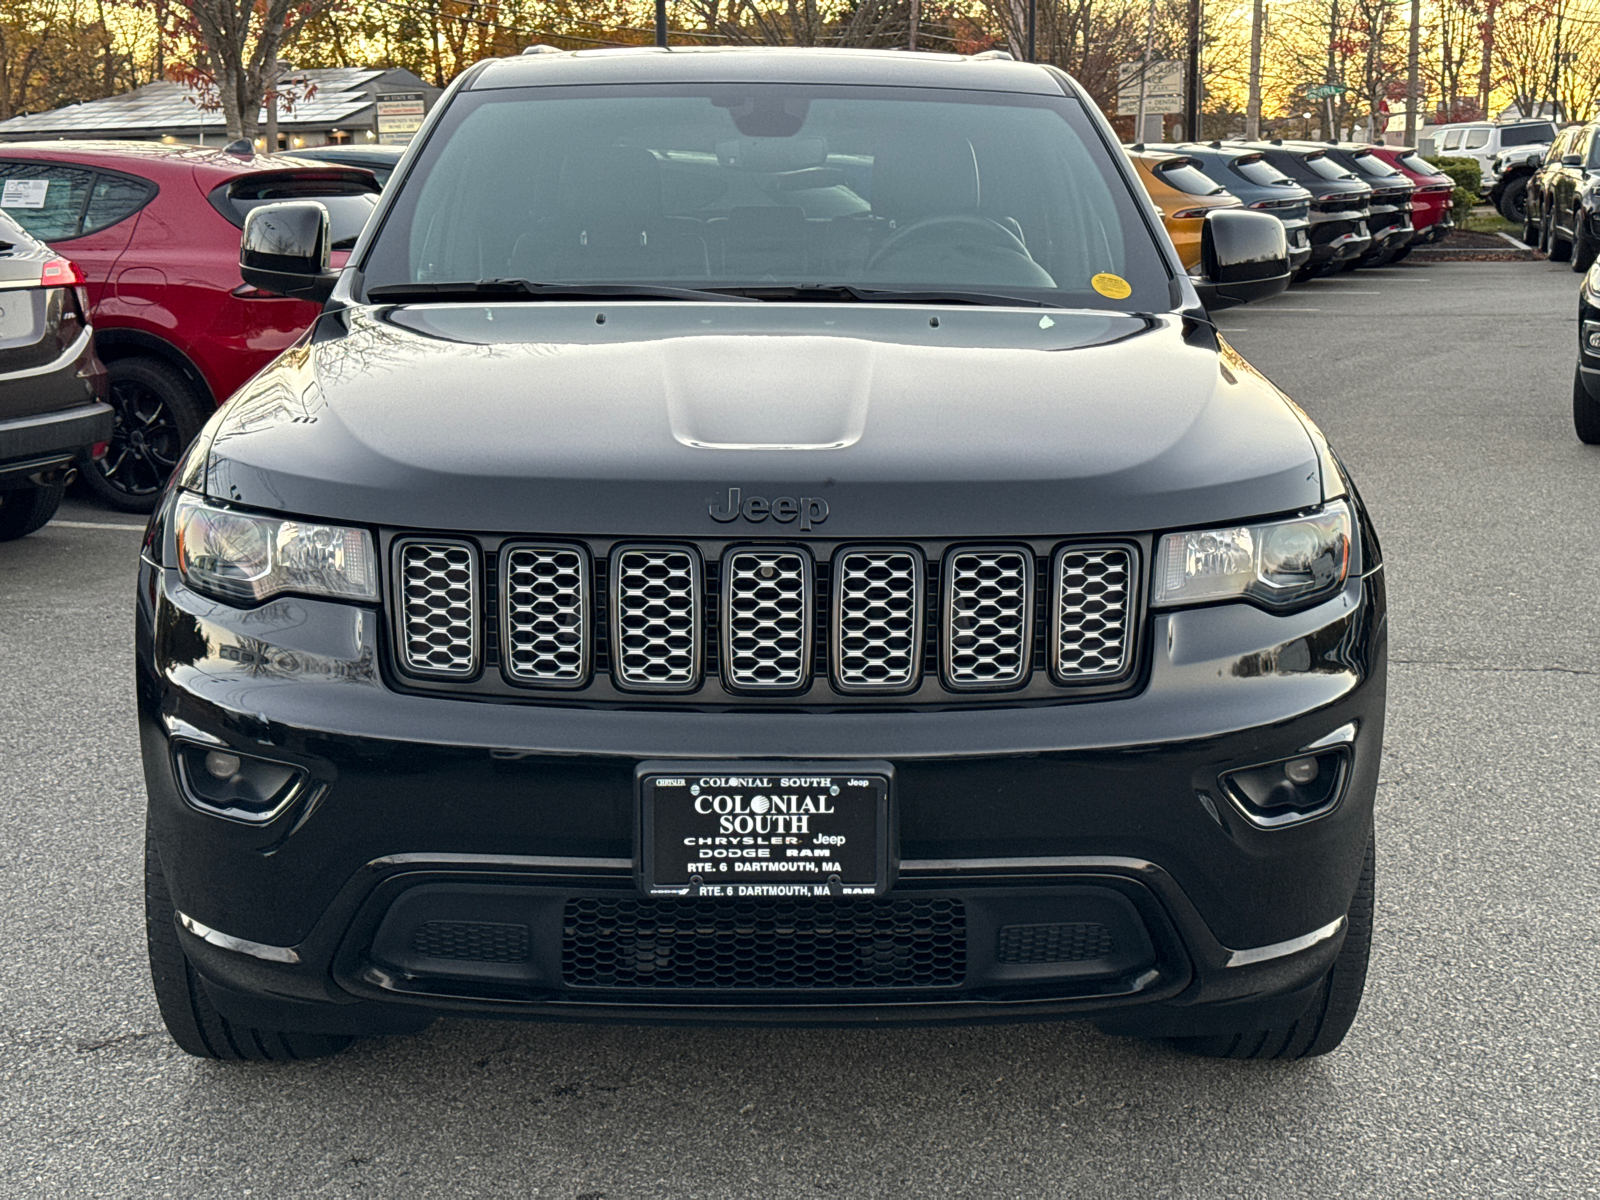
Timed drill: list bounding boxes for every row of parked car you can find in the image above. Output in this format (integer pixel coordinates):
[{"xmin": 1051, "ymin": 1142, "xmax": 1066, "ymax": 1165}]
[{"xmin": 1127, "ymin": 139, "xmax": 1456, "ymax": 284}]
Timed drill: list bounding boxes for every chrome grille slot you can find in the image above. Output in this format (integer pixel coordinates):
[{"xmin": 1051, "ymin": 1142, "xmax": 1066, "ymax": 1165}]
[
  {"xmin": 833, "ymin": 548, "xmax": 923, "ymax": 692},
  {"xmin": 721, "ymin": 548, "xmax": 812, "ymax": 690},
  {"xmin": 396, "ymin": 539, "xmax": 479, "ymax": 678},
  {"xmin": 1052, "ymin": 546, "xmax": 1134, "ymax": 682},
  {"xmin": 500, "ymin": 544, "xmax": 590, "ymax": 686},
  {"xmin": 611, "ymin": 545, "xmax": 702, "ymax": 690},
  {"xmin": 942, "ymin": 547, "xmax": 1034, "ymax": 689}
]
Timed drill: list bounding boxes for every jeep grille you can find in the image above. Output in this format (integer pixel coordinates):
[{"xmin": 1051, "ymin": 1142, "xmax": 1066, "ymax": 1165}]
[
  {"xmin": 500, "ymin": 544, "xmax": 589, "ymax": 686},
  {"xmin": 395, "ymin": 539, "xmax": 479, "ymax": 678},
  {"xmin": 610, "ymin": 546, "xmax": 702, "ymax": 690},
  {"xmin": 833, "ymin": 548, "xmax": 923, "ymax": 692},
  {"xmin": 942, "ymin": 547, "xmax": 1034, "ymax": 689},
  {"xmin": 387, "ymin": 536, "xmax": 1142, "ymax": 705},
  {"xmin": 1051, "ymin": 547, "xmax": 1133, "ymax": 682},
  {"xmin": 721, "ymin": 548, "xmax": 812, "ymax": 690}
]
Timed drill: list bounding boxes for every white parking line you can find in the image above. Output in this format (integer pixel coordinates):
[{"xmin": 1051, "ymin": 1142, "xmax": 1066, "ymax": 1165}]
[{"xmin": 51, "ymin": 520, "xmax": 145, "ymax": 531}]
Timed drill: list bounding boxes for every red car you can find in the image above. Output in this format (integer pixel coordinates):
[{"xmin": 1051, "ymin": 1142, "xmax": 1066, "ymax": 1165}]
[
  {"xmin": 1363, "ymin": 145, "xmax": 1456, "ymax": 254},
  {"xmin": 0, "ymin": 143, "xmax": 379, "ymax": 510}
]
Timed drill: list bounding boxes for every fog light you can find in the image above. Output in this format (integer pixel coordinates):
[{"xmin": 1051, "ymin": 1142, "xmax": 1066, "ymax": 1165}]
[
  {"xmin": 175, "ymin": 744, "xmax": 306, "ymax": 824},
  {"xmin": 1284, "ymin": 757, "xmax": 1320, "ymax": 785},
  {"xmin": 204, "ymin": 750, "xmax": 242, "ymax": 779},
  {"xmin": 1583, "ymin": 321, "xmax": 1600, "ymax": 352},
  {"xmin": 1220, "ymin": 748, "xmax": 1349, "ymax": 829}
]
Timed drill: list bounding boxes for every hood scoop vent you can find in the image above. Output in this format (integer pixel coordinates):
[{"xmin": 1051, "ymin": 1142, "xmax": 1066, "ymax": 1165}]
[{"xmin": 664, "ymin": 336, "xmax": 873, "ymax": 450}]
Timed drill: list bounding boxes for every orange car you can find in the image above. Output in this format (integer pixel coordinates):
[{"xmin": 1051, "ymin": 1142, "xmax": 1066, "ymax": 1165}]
[{"xmin": 1127, "ymin": 149, "xmax": 1242, "ymax": 269}]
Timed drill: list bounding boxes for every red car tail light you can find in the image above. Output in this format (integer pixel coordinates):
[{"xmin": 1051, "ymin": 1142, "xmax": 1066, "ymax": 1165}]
[{"xmin": 41, "ymin": 257, "xmax": 87, "ymax": 287}]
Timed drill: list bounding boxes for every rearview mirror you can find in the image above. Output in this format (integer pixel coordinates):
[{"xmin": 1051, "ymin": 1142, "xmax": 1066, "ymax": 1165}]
[
  {"xmin": 1562, "ymin": 153, "xmax": 1584, "ymax": 167},
  {"xmin": 239, "ymin": 201, "xmax": 337, "ymax": 302},
  {"xmin": 1192, "ymin": 209, "xmax": 1291, "ymax": 312}
]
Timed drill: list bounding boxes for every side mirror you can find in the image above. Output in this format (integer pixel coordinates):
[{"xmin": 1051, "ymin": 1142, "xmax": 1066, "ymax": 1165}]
[
  {"xmin": 1191, "ymin": 209, "xmax": 1291, "ymax": 312},
  {"xmin": 1563, "ymin": 153, "xmax": 1584, "ymax": 167},
  {"xmin": 240, "ymin": 201, "xmax": 337, "ymax": 302}
]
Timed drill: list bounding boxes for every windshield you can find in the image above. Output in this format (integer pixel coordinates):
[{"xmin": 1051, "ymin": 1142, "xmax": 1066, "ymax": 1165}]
[
  {"xmin": 1231, "ymin": 156, "xmax": 1293, "ymax": 187},
  {"xmin": 1303, "ymin": 153, "xmax": 1355, "ymax": 181},
  {"xmin": 1500, "ymin": 123, "xmax": 1556, "ymax": 147},
  {"xmin": 1152, "ymin": 159, "xmax": 1224, "ymax": 196},
  {"xmin": 360, "ymin": 83, "xmax": 1172, "ymax": 312}
]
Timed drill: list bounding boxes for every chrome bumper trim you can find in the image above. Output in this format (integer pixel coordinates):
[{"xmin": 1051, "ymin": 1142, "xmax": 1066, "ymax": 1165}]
[
  {"xmin": 1226, "ymin": 915, "xmax": 1346, "ymax": 968},
  {"xmin": 177, "ymin": 911, "xmax": 302, "ymax": 964}
]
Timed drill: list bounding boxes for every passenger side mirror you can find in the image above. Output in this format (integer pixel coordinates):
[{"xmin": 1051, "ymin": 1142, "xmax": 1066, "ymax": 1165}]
[
  {"xmin": 239, "ymin": 201, "xmax": 338, "ymax": 302},
  {"xmin": 1191, "ymin": 209, "xmax": 1291, "ymax": 312}
]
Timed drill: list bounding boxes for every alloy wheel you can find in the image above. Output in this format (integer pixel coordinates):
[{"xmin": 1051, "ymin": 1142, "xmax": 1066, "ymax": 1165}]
[{"xmin": 97, "ymin": 375, "xmax": 183, "ymax": 500}]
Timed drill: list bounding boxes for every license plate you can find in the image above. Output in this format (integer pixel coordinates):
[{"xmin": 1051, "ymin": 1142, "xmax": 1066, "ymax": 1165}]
[
  {"xmin": 0, "ymin": 293, "xmax": 39, "ymax": 343},
  {"xmin": 637, "ymin": 761, "xmax": 892, "ymax": 898}
]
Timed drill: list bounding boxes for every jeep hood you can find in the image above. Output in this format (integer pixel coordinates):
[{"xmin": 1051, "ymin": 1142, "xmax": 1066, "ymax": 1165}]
[{"xmin": 201, "ymin": 303, "xmax": 1324, "ymax": 537}]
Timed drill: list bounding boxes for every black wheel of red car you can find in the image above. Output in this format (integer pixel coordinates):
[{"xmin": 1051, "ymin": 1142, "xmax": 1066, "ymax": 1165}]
[
  {"xmin": 0, "ymin": 482, "xmax": 65, "ymax": 542},
  {"xmin": 145, "ymin": 818, "xmax": 354, "ymax": 1061},
  {"xmin": 1168, "ymin": 824, "xmax": 1374, "ymax": 1060},
  {"xmin": 1498, "ymin": 176, "xmax": 1530, "ymax": 225},
  {"xmin": 1574, "ymin": 366, "xmax": 1600, "ymax": 445},
  {"xmin": 78, "ymin": 357, "xmax": 210, "ymax": 513}
]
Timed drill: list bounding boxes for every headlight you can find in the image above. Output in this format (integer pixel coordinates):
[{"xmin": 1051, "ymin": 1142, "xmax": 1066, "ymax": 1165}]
[
  {"xmin": 1153, "ymin": 500, "xmax": 1351, "ymax": 610},
  {"xmin": 174, "ymin": 491, "xmax": 377, "ymax": 605}
]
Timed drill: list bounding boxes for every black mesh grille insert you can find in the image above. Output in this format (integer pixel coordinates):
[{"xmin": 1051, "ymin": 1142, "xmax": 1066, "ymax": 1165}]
[
  {"xmin": 996, "ymin": 922, "xmax": 1114, "ymax": 964},
  {"xmin": 410, "ymin": 920, "xmax": 531, "ymax": 963},
  {"xmin": 563, "ymin": 897, "xmax": 966, "ymax": 990}
]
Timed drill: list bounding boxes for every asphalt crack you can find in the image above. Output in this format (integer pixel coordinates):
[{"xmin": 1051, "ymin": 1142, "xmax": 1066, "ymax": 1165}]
[{"xmin": 1390, "ymin": 658, "xmax": 1599, "ymax": 677}]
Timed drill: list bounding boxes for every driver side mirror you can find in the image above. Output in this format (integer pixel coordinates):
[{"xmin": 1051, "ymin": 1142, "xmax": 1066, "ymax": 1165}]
[
  {"xmin": 240, "ymin": 201, "xmax": 338, "ymax": 302},
  {"xmin": 1192, "ymin": 209, "xmax": 1291, "ymax": 312}
]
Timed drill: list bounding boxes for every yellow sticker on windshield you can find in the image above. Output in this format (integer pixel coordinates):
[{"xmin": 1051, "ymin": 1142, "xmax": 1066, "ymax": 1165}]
[{"xmin": 1091, "ymin": 272, "xmax": 1133, "ymax": 300}]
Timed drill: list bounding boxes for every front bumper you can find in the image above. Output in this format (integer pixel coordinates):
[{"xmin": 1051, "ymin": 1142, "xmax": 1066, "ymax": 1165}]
[{"xmin": 138, "ymin": 551, "xmax": 1387, "ymax": 1034}]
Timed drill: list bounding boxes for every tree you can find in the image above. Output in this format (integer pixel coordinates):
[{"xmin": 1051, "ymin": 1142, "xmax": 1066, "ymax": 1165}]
[{"xmin": 163, "ymin": 0, "xmax": 345, "ymax": 140}]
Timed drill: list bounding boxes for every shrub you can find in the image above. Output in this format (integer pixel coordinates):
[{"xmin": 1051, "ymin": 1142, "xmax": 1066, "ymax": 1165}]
[{"xmin": 1427, "ymin": 156, "xmax": 1482, "ymax": 226}]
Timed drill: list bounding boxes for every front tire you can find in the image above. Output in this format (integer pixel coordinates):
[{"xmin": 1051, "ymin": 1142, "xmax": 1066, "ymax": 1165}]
[
  {"xmin": 0, "ymin": 482, "xmax": 64, "ymax": 541},
  {"xmin": 78, "ymin": 356, "xmax": 209, "ymax": 513},
  {"xmin": 1169, "ymin": 830, "xmax": 1374, "ymax": 1060},
  {"xmin": 145, "ymin": 822, "xmax": 353, "ymax": 1061},
  {"xmin": 1499, "ymin": 176, "xmax": 1530, "ymax": 225},
  {"xmin": 1574, "ymin": 366, "xmax": 1600, "ymax": 444}
]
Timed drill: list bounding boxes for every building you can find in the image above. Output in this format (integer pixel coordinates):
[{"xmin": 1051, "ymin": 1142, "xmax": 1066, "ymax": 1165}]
[{"xmin": 0, "ymin": 68, "xmax": 439, "ymax": 150}]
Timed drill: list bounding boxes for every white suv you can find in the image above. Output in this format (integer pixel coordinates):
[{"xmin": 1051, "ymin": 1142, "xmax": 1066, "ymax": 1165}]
[{"xmin": 1420, "ymin": 121, "xmax": 1558, "ymax": 192}]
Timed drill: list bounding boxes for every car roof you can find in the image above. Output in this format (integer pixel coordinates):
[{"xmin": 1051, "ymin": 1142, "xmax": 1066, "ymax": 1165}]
[
  {"xmin": 469, "ymin": 46, "xmax": 1069, "ymax": 96},
  {"xmin": 0, "ymin": 139, "xmax": 365, "ymax": 183}
]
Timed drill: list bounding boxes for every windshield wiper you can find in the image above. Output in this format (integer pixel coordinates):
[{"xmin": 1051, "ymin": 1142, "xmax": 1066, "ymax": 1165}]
[
  {"xmin": 710, "ymin": 284, "xmax": 1060, "ymax": 308},
  {"xmin": 364, "ymin": 279, "xmax": 757, "ymax": 304}
]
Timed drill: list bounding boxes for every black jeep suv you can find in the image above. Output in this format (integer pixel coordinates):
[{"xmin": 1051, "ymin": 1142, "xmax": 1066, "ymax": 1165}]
[{"xmin": 137, "ymin": 48, "xmax": 1386, "ymax": 1062}]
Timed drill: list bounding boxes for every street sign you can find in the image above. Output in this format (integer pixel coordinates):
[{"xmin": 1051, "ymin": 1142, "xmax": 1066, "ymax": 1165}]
[
  {"xmin": 1306, "ymin": 83, "xmax": 1349, "ymax": 100},
  {"xmin": 1117, "ymin": 61, "xmax": 1185, "ymax": 114},
  {"xmin": 375, "ymin": 91, "xmax": 427, "ymax": 145}
]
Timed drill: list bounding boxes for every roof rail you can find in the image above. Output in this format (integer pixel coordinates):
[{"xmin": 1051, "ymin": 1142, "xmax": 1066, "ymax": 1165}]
[
  {"xmin": 971, "ymin": 49, "xmax": 1014, "ymax": 60},
  {"xmin": 521, "ymin": 44, "xmax": 564, "ymax": 55}
]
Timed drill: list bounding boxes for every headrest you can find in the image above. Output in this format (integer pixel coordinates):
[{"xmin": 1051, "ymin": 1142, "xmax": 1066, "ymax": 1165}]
[
  {"xmin": 870, "ymin": 138, "xmax": 980, "ymax": 224},
  {"xmin": 558, "ymin": 146, "xmax": 662, "ymax": 219}
]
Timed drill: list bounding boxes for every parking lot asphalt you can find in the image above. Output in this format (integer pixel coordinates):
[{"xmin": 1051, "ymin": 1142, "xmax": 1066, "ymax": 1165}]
[{"xmin": 2, "ymin": 260, "xmax": 1598, "ymax": 1198}]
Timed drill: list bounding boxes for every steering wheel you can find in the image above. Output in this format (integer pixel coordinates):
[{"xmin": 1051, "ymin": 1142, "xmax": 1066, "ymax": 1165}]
[{"xmin": 867, "ymin": 214, "xmax": 1032, "ymax": 271}]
